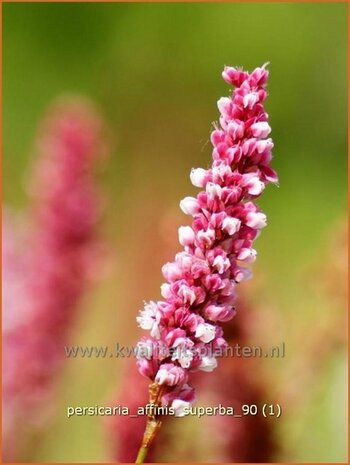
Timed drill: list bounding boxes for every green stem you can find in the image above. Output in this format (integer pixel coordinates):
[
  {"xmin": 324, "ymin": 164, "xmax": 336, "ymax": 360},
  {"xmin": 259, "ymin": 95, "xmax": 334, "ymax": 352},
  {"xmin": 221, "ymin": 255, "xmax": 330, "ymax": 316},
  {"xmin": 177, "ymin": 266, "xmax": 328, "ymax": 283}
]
[
  {"xmin": 135, "ymin": 383, "xmax": 164, "ymax": 463},
  {"xmin": 135, "ymin": 445, "xmax": 149, "ymax": 464},
  {"xmin": 135, "ymin": 417, "xmax": 162, "ymax": 464}
]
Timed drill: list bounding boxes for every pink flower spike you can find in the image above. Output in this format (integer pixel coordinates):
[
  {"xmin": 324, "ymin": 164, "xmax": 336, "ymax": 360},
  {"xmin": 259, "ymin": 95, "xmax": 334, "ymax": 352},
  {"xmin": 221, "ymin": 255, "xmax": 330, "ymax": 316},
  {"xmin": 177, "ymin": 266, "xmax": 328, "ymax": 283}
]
[{"xmin": 135, "ymin": 64, "xmax": 277, "ymax": 462}]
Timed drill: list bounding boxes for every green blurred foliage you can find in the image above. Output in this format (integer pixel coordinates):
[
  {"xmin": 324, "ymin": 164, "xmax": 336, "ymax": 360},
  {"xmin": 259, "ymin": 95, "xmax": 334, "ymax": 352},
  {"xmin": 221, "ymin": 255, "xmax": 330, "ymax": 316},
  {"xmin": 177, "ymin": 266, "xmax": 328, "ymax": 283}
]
[{"xmin": 3, "ymin": 2, "xmax": 347, "ymax": 463}]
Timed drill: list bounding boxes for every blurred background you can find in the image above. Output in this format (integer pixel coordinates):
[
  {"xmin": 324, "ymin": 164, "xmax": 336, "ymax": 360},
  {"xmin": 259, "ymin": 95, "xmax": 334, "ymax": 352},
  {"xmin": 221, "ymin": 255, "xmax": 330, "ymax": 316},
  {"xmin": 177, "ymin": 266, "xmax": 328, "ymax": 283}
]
[{"xmin": 2, "ymin": 2, "xmax": 347, "ymax": 463}]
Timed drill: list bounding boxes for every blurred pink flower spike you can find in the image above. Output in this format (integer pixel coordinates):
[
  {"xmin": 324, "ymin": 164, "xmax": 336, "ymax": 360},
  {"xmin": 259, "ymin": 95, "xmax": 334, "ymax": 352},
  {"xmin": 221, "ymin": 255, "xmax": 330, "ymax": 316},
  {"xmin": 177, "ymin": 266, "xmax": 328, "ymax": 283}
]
[{"xmin": 2, "ymin": 97, "xmax": 109, "ymax": 461}]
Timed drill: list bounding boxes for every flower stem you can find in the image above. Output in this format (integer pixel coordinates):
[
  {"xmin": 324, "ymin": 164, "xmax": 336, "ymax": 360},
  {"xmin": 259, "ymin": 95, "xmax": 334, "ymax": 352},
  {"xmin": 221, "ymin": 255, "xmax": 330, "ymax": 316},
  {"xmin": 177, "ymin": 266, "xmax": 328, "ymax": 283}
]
[
  {"xmin": 135, "ymin": 445, "xmax": 148, "ymax": 464},
  {"xmin": 135, "ymin": 417, "xmax": 162, "ymax": 463},
  {"xmin": 135, "ymin": 383, "xmax": 164, "ymax": 463}
]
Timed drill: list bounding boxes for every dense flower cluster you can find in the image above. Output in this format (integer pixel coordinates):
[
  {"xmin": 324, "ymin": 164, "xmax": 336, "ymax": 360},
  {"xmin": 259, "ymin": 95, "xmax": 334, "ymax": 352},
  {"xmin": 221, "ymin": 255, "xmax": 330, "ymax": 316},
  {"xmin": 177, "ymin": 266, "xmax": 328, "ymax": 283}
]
[
  {"xmin": 136, "ymin": 64, "xmax": 278, "ymax": 414},
  {"xmin": 2, "ymin": 99, "xmax": 107, "ymax": 460}
]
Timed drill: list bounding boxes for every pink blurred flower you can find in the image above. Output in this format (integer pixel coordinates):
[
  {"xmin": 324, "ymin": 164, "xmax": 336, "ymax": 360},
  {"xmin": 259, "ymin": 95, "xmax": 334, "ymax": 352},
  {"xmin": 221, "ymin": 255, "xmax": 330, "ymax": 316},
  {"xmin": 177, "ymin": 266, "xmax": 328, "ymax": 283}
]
[{"xmin": 2, "ymin": 98, "xmax": 108, "ymax": 460}]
